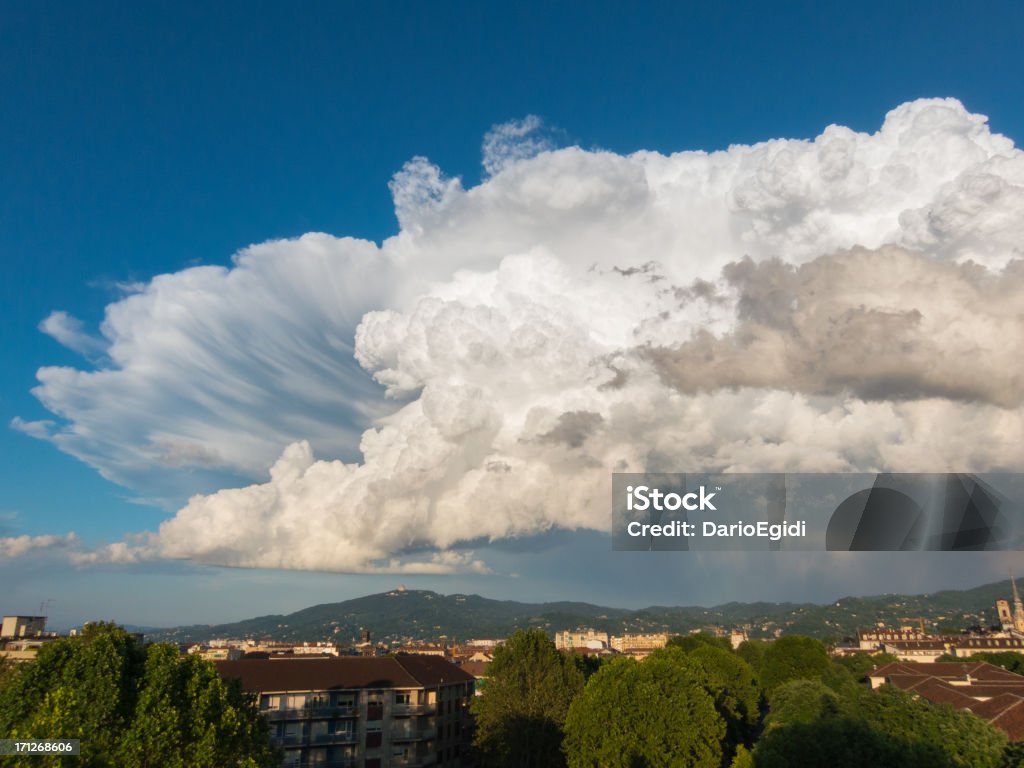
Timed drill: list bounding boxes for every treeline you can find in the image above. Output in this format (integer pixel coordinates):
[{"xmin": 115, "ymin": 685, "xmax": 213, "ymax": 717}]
[
  {"xmin": 470, "ymin": 629, "xmax": 1019, "ymax": 768},
  {"xmin": 0, "ymin": 624, "xmax": 279, "ymax": 767}
]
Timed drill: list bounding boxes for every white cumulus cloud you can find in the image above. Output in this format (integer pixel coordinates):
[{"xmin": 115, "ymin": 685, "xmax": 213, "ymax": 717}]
[
  {"xmin": 482, "ymin": 115, "xmax": 555, "ymax": 177},
  {"xmin": 0, "ymin": 533, "xmax": 79, "ymax": 559},
  {"xmin": 19, "ymin": 98, "xmax": 1024, "ymax": 573}
]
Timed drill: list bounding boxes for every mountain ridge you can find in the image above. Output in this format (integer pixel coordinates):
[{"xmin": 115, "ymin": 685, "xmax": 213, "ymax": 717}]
[{"xmin": 144, "ymin": 578, "xmax": 1017, "ymax": 644}]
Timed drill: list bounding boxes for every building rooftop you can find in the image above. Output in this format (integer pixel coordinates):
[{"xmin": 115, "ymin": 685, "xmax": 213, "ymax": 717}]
[
  {"xmin": 458, "ymin": 660, "xmax": 490, "ymax": 678},
  {"xmin": 871, "ymin": 661, "xmax": 1024, "ymax": 740},
  {"xmin": 871, "ymin": 661, "xmax": 1024, "ymax": 684},
  {"xmin": 215, "ymin": 653, "xmax": 475, "ymax": 693}
]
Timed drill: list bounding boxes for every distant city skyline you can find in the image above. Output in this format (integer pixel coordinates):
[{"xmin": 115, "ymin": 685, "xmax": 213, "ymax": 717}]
[{"xmin": 3, "ymin": 3, "xmax": 1024, "ymax": 627}]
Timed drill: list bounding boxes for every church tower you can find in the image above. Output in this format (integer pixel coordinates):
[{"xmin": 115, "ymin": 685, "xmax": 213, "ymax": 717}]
[
  {"xmin": 1011, "ymin": 574, "xmax": 1024, "ymax": 634},
  {"xmin": 997, "ymin": 599, "xmax": 1013, "ymax": 630}
]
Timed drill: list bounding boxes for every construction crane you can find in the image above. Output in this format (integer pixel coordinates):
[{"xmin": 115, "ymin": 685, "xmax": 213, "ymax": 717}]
[{"xmin": 900, "ymin": 617, "xmax": 927, "ymax": 635}]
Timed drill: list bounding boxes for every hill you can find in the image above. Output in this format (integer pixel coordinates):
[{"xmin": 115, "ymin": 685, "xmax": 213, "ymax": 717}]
[{"xmin": 144, "ymin": 578, "xmax": 1018, "ymax": 645}]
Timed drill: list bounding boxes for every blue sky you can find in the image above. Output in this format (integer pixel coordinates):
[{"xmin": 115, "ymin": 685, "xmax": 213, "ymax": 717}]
[{"xmin": 3, "ymin": 2, "xmax": 1024, "ymax": 628}]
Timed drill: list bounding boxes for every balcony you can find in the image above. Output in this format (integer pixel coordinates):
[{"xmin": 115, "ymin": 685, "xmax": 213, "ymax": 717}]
[
  {"xmin": 263, "ymin": 706, "xmax": 358, "ymax": 720},
  {"xmin": 391, "ymin": 756, "xmax": 436, "ymax": 767},
  {"xmin": 391, "ymin": 703, "xmax": 437, "ymax": 716},
  {"xmin": 311, "ymin": 732, "xmax": 358, "ymax": 745},
  {"xmin": 273, "ymin": 732, "xmax": 357, "ymax": 747},
  {"xmin": 391, "ymin": 728, "xmax": 437, "ymax": 742}
]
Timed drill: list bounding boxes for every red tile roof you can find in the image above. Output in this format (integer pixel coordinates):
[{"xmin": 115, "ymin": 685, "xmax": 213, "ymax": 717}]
[
  {"xmin": 871, "ymin": 661, "xmax": 1024, "ymax": 740},
  {"xmin": 458, "ymin": 661, "xmax": 490, "ymax": 678},
  {"xmin": 967, "ymin": 693, "xmax": 1024, "ymax": 720},
  {"xmin": 990, "ymin": 698, "xmax": 1024, "ymax": 741},
  {"xmin": 871, "ymin": 661, "xmax": 1024, "ymax": 684}
]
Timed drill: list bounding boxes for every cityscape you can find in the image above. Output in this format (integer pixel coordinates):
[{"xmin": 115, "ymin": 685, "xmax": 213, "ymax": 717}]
[
  {"xmin": 7, "ymin": 578, "xmax": 1024, "ymax": 764},
  {"xmin": 2, "ymin": 3, "xmax": 1022, "ymax": 767}
]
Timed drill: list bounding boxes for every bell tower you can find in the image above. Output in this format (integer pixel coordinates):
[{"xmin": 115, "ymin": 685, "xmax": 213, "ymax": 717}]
[{"xmin": 1011, "ymin": 573, "xmax": 1024, "ymax": 633}]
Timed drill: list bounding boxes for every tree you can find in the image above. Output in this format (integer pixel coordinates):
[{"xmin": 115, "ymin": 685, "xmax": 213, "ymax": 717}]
[
  {"xmin": 753, "ymin": 716, "xmax": 951, "ymax": 768},
  {"xmin": 735, "ymin": 640, "xmax": 767, "ymax": 675},
  {"xmin": 729, "ymin": 745, "xmax": 754, "ymax": 768},
  {"xmin": 121, "ymin": 644, "xmax": 278, "ymax": 768},
  {"xmin": 0, "ymin": 622, "xmax": 144, "ymax": 765},
  {"xmin": 831, "ymin": 652, "xmax": 899, "ymax": 682},
  {"xmin": 844, "ymin": 686, "xmax": 1006, "ymax": 768},
  {"xmin": 572, "ymin": 652, "xmax": 605, "ymax": 681},
  {"xmin": 1001, "ymin": 740, "xmax": 1024, "ymax": 767},
  {"xmin": 759, "ymin": 636, "xmax": 830, "ymax": 692},
  {"xmin": 471, "ymin": 628, "xmax": 585, "ymax": 768},
  {"xmin": 687, "ymin": 645, "xmax": 760, "ymax": 749},
  {"xmin": 667, "ymin": 633, "xmax": 732, "ymax": 654},
  {"xmin": 0, "ymin": 623, "xmax": 278, "ymax": 768},
  {"xmin": 0, "ymin": 655, "xmax": 19, "ymax": 692},
  {"xmin": 563, "ymin": 648, "xmax": 725, "ymax": 768},
  {"xmin": 757, "ymin": 680, "xmax": 1006, "ymax": 768},
  {"xmin": 763, "ymin": 679, "xmax": 839, "ymax": 730},
  {"xmin": 951, "ymin": 652, "xmax": 1024, "ymax": 675}
]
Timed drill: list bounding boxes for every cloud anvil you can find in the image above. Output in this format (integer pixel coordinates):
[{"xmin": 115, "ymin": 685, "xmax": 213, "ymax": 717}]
[{"xmin": 11, "ymin": 99, "xmax": 1024, "ymax": 574}]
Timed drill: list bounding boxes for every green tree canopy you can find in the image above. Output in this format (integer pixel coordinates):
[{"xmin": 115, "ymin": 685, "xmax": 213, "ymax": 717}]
[
  {"xmin": 571, "ymin": 652, "xmax": 605, "ymax": 681},
  {"xmin": 844, "ymin": 686, "xmax": 1006, "ymax": 768},
  {"xmin": 0, "ymin": 655, "xmax": 19, "ymax": 692},
  {"xmin": 763, "ymin": 679, "xmax": 839, "ymax": 731},
  {"xmin": 686, "ymin": 645, "xmax": 760, "ymax": 747},
  {"xmin": 756, "ymin": 676, "xmax": 1007, "ymax": 768},
  {"xmin": 831, "ymin": 652, "xmax": 899, "ymax": 682},
  {"xmin": 735, "ymin": 640, "xmax": 767, "ymax": 674},
  {"xmin": 759, "ymin": 636, "xmax": 830, "ymax": 692},
  {"xmin": 667, "ymin": 633, "xmax": 732, "ymax": 654},
  {"xmin": 753, "ymin": 716, "xmax": 952, "ymax": 768},
  {"xmin": 729, "ymin": 745, "xmax": 754, "ymax": 768},
  {"xmin": 563, "ymin": 648, "xmax": 725, "ymax": 768},
  {"xmin": 0, "ymin": 623, "xmax": 278, "ymax": 768},
  {"xmin": 470, "ymin": 628, "xmax": 585, "ymax": 768},
  {"xmin": 948, "ymin": 651, "xmax": 1024, "ymax": 675}
]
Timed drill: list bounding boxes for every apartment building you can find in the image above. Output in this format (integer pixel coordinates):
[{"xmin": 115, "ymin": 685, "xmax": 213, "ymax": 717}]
[
  {"xmin": 553, "ymin": 629, "xmax": 609, "ymax": 650},
  {"xmin": 216, "ymin": 654, "xmax": 475, "ymax": 768},
  {"xmin": 1, "ymin": 615, "xmax": 47, "ymax": 639},
  {"xmin": 609, "ymin": 633, "xmax": 668, "ymax": 654}
]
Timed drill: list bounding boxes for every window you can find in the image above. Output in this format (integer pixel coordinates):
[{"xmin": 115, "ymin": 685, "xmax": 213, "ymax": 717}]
[
  {"xmin": 329, "ymin": 721, "xmax": 353, "ymax": 736},
  {"xmin": 395, "ymin": 692, "xmax": 411, "ymax": 705}
]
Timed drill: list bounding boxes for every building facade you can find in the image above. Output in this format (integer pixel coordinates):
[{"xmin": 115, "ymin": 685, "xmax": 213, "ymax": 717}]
[
  {"xmin": 608, "ymin": 633, "xmax": 668, "ymax": 653},
  {"xmin": 217, "ymin": 654, "xmax": 474, "ymax": 768},
  {"xmin": 0, "ymin": 615, "xmax": 46, "ymax": 640},
  {"xmin": 553, "ymin": 629, "xmax": 609, "ymax": 650}
]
